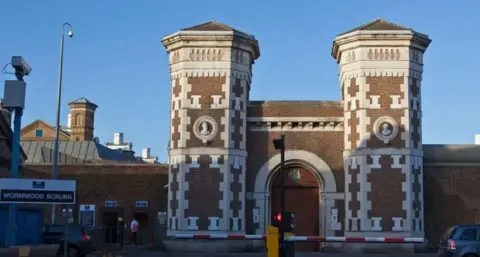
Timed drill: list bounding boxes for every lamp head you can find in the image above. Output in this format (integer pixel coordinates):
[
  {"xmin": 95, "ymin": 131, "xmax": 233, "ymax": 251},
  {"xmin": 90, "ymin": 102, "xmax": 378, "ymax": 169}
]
[{"xmin": 67, "ymin": 30, "xmax": 73, "ymax": 38}]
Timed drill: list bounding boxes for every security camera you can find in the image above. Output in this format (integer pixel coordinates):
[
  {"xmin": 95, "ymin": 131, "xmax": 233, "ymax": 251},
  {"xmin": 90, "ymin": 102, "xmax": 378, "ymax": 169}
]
[
  {"xmin": 68, "ymin": 30, "xmax": 73, "ymax": 38},
  {"xmin": 10, "ymin": 56, "xmax": 32, "ymax": 77}
]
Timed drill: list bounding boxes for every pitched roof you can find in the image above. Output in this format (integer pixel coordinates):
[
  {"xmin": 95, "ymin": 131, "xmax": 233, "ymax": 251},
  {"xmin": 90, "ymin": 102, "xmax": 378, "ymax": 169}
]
[
  {"xmin": 338, "ymin": 18, "xmax": 411, "ymax": 36},
  {"xmin": 21, "ymin": 119, "xmax": 70, "ymax": 137},
  {"xmin": 68, "ymin": 97, "xmax": 97, "ymax": 107},
  {"xmin": 181, "ymin": 21, "xmax": 255, "ymax": 39},
  {"xmin": 20, "ymin": 140, "xmax": 142, "ymax": 164}
]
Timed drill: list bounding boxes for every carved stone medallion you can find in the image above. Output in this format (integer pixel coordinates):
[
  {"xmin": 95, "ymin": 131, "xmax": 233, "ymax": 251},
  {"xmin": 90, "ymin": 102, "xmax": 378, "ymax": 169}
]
[
  {"xmin": 373, "ymin": 116, "xmax": 398, "ymax": 143},
  {"xmin": 193, "ymin": 116, "xmax": 218, "ymax": 144},
  {"xmin": 288, "ymin": 169, "xmax": 302, "ymax": 183}
]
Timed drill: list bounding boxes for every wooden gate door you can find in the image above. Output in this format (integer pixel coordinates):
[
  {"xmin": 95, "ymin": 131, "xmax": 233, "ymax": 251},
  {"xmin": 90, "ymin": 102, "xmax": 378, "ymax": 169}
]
[{"xmin": 271, "ymin": 166, "xmax": 320, "ymax": 252}]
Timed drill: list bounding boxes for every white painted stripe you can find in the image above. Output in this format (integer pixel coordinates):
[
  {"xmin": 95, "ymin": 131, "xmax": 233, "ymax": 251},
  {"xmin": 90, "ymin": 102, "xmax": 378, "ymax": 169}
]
[
  {"xmin": 174, "ymin": 234, "xmax": 194, "ymax": 238},
  {"xmin": 365, "ymin": 237, "xmax": 385, "ymax": 242},
  {"xmin": 404, "ymin": 237, "xmax": 424, "ymax": 243},
  {"xmin": 285, "ymin": 236, "xmax": 306, "ymax": 241},
  {"xmin": 326, "ymin": 236, "xmax": 346, "ymax": 241}
]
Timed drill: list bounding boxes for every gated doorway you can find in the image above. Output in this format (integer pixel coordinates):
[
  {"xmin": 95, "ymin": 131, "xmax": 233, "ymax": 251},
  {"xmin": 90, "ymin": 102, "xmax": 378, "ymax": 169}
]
[{"xmin": 270, "ymin": 165, "xmax": 320, "ymax": 252}]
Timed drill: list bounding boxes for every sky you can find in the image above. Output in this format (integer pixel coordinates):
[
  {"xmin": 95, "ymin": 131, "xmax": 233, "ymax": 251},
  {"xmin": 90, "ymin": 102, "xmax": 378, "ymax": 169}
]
[{"xmin": 1, "ymin": 0, "xmax": 480, "ymax": 162}]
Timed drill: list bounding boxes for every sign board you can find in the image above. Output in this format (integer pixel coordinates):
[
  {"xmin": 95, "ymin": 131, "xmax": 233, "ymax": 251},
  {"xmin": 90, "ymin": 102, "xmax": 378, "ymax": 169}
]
[
  {"xmin": 79, "ymin": 205, "xmax": 96, "ymax": 231},
  {"xmin": 157, "ymin": 212, "xmax": 167, "ymax": 225},
  {"xmin": 135, "ymin": 201, "xmax": 148, "ymax": 208},
  {"xmin": 331, "ymin": 208, "xmax": 341, "ymax": 231},
  {"xmin": 252, "ymin": 207, "xmax": 260, "ymax": 224},
  {"xmin": 104, "ymin": 201, "xmax": 117, "ymax": 208},
  {"xmin": 0, "ymin": 178, "xmax": 76, "ymax": 204}
]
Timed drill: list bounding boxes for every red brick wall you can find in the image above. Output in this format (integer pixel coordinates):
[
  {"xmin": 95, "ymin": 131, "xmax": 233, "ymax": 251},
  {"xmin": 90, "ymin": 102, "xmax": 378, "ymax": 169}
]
[
  {"xmin": 0, "ymin": 164, "xmax": 168, "ymax": 244},
  {"xmin": 245, "ymin": 130, "xmax": 344, "ymax": 233},
  {"xmin": 424, "ymin": 165, "xmax": 480, "ymax": 247}
]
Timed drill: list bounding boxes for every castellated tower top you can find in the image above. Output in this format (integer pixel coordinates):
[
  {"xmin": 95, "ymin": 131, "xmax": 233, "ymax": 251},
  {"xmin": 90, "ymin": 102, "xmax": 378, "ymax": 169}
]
[{"xmin": 331, "ymin": 19, "xmax": 431, "ymax": 64}]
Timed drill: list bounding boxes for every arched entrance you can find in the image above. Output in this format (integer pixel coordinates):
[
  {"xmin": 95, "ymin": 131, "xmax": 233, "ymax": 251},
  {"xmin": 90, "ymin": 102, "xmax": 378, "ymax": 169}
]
[
  {"xmin": 253, "ymin": 150, "xmax": 338, "ymax": 250},
  {"xmin": 270, "ymin": 163, "xmax": 320, "ymax": 252}
]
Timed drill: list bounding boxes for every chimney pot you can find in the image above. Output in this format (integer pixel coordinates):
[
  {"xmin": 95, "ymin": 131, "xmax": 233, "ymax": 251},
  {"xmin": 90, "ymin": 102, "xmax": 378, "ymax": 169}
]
[
  {"xmin": 475, "ymin": 134, "xmax": 480, "ymax": 145},
  {"xmin": 114, "ymin": 132, "xmax": 124, "ymax": 145},
  {"xmin": 142, "ymin": 148, "xmax": 151, "ymax": 159}
]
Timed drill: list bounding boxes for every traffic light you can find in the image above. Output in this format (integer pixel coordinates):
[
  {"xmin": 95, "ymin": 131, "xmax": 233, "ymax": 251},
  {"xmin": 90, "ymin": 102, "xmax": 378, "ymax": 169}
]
[
  {"xmin": 283, "ymin": 212, "xmax": 295, "ymax": 232},
  {"xmin": 272, "ymin": 212, "xmax": 282, "ymax": 227}
]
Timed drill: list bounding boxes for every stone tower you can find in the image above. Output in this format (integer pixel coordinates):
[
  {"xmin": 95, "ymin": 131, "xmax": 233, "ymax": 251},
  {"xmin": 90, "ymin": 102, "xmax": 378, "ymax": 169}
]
[
  {"xmin": 332, "ymin": 19, "xmax": 431, "ymax": 239},
  {"xmin": 162, "ymin": 22, "xmax": 260, "ymax": 235},
  {"xmin": 68, "ymin": 97, "xmax": 97, "ymax": 141}
]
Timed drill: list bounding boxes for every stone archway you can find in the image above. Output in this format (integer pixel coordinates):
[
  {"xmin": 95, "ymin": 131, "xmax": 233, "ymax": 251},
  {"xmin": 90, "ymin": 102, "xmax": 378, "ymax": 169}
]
[{"xmin": 253, "ymin": 150, "xmax": 338, "ymax": 237}]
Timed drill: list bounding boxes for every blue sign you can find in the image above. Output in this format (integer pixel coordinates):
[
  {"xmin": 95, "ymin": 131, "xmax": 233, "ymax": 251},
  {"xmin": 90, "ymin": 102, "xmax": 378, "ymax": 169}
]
[
  {"xmin": 105, "ymin": 201, "xmax": 117, "ymax": 208},
  {"xmin": 0, "ymin": 178, "xmax": 76, "ymax": 204},
  {"xmin": 32, "ymin": 181, "xmax": 45, "ymax": 189},
  {"xmin": 135, "ymin": 201, "xmax": 148, "ymax": 208}
]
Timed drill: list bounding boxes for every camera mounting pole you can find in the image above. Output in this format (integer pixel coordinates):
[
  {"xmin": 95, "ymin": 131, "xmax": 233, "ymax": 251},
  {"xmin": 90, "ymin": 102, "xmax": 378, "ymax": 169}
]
[{"xmin": 3, "ymin": 56, "xmax": 31, "ymax": 247}]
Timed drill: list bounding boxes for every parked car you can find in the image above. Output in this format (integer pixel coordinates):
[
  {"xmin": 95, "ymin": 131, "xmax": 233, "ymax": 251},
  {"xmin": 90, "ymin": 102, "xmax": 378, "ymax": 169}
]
[
  {"xmin": 42, "ymin": 224, "xmax": 95, "ymax": 257},
  {"xmin": 438, "ymin": 224, "xmax": 480, "ymax": 257}
]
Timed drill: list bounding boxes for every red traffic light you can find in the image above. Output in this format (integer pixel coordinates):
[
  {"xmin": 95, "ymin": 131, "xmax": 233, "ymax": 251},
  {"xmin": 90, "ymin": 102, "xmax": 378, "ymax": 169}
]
[{"xmin": 274, "ymin": 213, "xmax": 282, "ymax": 221}]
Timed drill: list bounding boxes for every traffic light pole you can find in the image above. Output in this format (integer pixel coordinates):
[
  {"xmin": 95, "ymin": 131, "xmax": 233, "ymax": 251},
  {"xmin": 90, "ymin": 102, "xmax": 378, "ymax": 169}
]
[
  {"xmin": 279, "ymin": 135, "xmax": 286, "ymax": 257},
  {"xmin": 273, "ymin": 134, "xmax": 287, "ymax": 257}
]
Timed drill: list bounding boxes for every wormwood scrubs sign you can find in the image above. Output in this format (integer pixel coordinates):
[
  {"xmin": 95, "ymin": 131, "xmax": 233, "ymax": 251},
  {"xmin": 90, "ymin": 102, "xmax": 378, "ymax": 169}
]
[{"xmin": 0, "ymin": 178, "xmax": 76, "ymax": 204}]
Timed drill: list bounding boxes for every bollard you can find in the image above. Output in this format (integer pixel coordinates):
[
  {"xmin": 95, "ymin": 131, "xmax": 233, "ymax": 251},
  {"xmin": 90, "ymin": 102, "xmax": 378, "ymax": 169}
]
[
  {"xmin": 267, "ymin": 225, "xmax": 279, "ymax": 257},
  {"xmin": 17, "ymin": 246, "xmax": 30, "ymax": 257}
]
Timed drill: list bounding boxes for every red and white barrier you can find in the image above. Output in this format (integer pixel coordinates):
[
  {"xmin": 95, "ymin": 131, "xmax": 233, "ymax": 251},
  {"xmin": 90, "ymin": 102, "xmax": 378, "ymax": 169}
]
[
  {"xmin": 285, "ymin": 236, "xmax": 424, "ymax": 243},
  {"xmin": 173, "ymin": 234, "xmax": 266, "ymax": 240},
  {"xmin": 171, "ymin": 234, "xmax": 424, "ymax": 243}
]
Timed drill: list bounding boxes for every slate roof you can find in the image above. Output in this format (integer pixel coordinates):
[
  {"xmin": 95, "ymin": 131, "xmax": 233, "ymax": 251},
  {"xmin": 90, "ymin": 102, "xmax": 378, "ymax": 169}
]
[
  {"xmin": 181, "ymin": 21, "xmax": 255, "ymax": 39},
  {"xmin": 68, "ymin": 97, "xmax": 97, "ymax": 108},
  {"xmin": 0, "ymin": 110, "xmax": 27, "ymax": 161},
  {"xmin": 20, "ymin": 140, "xmax": 141, "ymax": 164},
  {"xmin": 338, "ymin": 19, "xmax": 412, "ymax": 36}
]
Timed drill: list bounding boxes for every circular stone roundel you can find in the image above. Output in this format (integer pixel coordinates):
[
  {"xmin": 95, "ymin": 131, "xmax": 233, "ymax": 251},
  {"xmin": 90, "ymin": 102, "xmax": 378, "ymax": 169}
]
[
  {"xmin": 193, "ymin": 116, "xmax": 218, "ymax": 143},
  {"xmin": 373, "ymin": 116, "xmax": 398, "ymax": 143}
]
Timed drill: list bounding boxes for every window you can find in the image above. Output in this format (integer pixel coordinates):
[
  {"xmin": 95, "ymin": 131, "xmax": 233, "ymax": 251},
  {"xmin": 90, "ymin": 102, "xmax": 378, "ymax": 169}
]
[
  {"xmin": 35, "ymin": 129, "xmax": 43, "ymax": 137},
  {"xmin": 459, "ymin": 228, "xmax": 477, "ymax": 241}
]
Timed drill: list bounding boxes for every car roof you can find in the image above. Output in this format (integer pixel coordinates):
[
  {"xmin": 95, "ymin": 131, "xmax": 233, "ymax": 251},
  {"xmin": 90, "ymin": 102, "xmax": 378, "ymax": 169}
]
[{"xmin": 455, "ymin": 224, "xmax": 480, "ymax": 228}]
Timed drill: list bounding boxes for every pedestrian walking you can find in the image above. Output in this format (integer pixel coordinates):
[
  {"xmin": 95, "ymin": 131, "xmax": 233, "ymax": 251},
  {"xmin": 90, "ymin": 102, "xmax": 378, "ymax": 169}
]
[
  {"xmin": 117, "ymin": 217, "xmax": 126, "ymax": 249},
  {"xmin": 130, "ymin": 217, "xmax": 139, "ymax": 245}
]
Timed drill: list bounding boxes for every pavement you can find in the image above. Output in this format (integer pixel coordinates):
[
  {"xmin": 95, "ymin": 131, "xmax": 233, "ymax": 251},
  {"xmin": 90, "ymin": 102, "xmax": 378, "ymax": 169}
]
[
  {"xmin": 0, "ymin": 245, "xmax": 439, "ymax": 257},
  {"xmin": 89, "ymin": 252, "xmax": 438, "ymax": 257},
  {"xmin": 88, "ymin": 246, "xmax": 438, "ymax": 257}
]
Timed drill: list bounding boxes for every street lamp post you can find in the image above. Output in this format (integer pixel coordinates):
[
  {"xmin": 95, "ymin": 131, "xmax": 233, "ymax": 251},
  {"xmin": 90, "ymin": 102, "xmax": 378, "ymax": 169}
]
[{"xmin": 51, "ymin": 22, "xmax": 73, "ymax": 225}]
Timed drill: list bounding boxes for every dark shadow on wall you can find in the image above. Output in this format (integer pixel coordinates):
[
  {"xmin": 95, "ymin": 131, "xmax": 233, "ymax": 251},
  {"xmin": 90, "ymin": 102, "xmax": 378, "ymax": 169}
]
[
  {"xmin": 348, "ymin": 124, "xmax": 480, "ymax": 251},
  {"xmin": 245, "ymin": 101, "xmax": 269, "ymax": 237},
  {"xmin": 423, "ymin": 163, "xmax": 480, "ymax": 251}
]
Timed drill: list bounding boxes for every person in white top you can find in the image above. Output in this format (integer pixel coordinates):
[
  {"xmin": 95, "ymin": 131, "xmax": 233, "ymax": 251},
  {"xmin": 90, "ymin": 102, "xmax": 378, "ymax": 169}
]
[{"xmin": 130, "ymin": 218, "xmax": 139, "ymax": 245}]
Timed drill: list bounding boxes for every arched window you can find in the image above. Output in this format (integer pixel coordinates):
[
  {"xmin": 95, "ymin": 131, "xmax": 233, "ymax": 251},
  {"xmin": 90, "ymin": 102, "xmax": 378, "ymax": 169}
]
[{"xmin": 74, "ymin": 114, "xmax": 81, "ymax": 126}]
